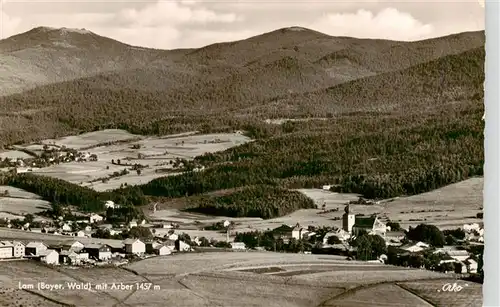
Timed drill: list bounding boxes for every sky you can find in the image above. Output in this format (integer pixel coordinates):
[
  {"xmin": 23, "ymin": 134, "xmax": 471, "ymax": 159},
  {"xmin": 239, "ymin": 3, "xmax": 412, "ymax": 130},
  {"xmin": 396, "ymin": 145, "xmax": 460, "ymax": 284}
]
[{"xmin": 0, "ymin": 0, "xmax": 485, "ymax": 50}]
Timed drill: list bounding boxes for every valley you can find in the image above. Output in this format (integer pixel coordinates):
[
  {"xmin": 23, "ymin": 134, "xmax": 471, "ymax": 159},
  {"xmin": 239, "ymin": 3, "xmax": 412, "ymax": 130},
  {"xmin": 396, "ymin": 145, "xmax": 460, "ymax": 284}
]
[{"xmin": 0, "ymin": 23, "xmax": 485, "ymax": 307}]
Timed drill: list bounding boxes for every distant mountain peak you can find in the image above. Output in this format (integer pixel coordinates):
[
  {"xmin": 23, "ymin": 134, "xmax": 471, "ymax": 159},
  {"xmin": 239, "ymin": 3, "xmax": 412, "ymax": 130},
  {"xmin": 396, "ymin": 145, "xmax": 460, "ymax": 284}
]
[
  {"xmin": 32, "ymin": 26, "xmax": 93, "ymax": 35},
  {"xmin": 285, "ymin": 26, "xmax": 309, "ymax": 32}
]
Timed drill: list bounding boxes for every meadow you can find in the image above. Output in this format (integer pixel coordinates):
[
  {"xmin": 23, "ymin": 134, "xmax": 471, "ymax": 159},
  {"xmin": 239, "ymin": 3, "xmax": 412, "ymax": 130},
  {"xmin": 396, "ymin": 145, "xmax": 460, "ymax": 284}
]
[
  {"xmin": 0, "ymin": 252, "xmax": 481, "ymax": 307},
  {"xmin": 16, "ymin": 130, "xmax": 251, "ymax": 192}
]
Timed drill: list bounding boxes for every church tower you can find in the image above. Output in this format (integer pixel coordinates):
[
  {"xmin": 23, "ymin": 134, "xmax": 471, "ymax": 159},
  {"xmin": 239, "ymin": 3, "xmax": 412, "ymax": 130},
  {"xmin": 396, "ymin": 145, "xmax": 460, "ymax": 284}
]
[{"xmin": 342, "ymin": 204, "xmax": 355, "ymax": 233}]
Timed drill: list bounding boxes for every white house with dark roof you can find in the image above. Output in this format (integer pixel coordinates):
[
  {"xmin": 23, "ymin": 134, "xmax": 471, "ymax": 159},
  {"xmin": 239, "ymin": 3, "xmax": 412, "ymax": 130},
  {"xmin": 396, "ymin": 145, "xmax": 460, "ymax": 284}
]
[{"xmin": 123, "ymin": 239, "xmax": 145, "ymax": 255}]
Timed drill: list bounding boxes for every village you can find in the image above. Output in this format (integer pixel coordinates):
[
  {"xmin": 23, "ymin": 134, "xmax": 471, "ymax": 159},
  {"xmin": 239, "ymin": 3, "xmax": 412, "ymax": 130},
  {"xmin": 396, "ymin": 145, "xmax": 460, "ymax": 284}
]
[{"xmin": 0, "ymin": 197, "xmax": 484, "ymax": 278}]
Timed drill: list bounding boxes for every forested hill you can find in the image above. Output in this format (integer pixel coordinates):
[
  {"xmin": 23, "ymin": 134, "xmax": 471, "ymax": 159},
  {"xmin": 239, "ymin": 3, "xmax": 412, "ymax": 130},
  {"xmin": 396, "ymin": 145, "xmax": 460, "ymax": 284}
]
[
  {"xmin": 139, "ymin": 47, "xmax": 484, "ymax": 200},
  {"xmin": 0, "ymin": 28, "xmax": 484, "ymax": 147},
  {"xmin": 0, "ymin": 27, "xmax": 484, "ymax": 218}
]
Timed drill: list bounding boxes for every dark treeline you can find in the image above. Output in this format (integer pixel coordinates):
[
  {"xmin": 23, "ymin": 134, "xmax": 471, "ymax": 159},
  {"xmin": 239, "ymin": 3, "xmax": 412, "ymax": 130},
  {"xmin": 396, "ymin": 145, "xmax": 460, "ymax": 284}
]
[
  {"xmin": 139, "ymin": 102, "xmax": 483, "ymax": 199},
  {"xmin": 184, "ymin": 185, "xmax": 316, "ymax": 219},
  {"xmin": 1, "ymin": 173, "xmax": 147, "ymax": 212}
]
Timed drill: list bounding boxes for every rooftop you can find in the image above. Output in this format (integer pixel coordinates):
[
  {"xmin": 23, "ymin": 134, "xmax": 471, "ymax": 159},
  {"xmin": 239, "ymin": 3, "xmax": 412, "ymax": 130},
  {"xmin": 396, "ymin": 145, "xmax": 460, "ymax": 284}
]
[
  {"xmin": 123, "ymin": 238, "xmax": 143, "ymax": 245},
  {"xmin": 353, "ymin": 217, "xmax": 376, "ymax": 228}
]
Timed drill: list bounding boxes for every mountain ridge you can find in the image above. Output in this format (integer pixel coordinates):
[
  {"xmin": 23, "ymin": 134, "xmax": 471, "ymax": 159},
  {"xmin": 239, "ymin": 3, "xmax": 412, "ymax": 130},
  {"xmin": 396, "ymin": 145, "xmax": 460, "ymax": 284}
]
[{"xmin": 0, "ymin": 26, "xmax": 485, "ymax": 96}]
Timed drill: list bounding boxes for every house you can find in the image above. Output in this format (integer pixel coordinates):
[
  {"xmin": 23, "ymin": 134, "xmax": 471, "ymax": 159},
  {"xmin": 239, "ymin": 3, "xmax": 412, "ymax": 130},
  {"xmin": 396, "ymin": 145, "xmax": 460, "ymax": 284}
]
[
  {"xmin": 39, "ymin": 249, "xmax": 59, "ymax": 265},
  {"xmin": 168, "ymin": 233, "xmax": 179, "ymax": 241},
  {"xmin": 463, "ymin": 223, "xmax": 481, "ymax": 233},
  {"xmin": 230, "ymin": 242, "xmax": 246, "ymax": 250},
  {"xmin": 107, "ymin": 242, "xmax": 125, "ymax": 253},
  {"xmin": 104, "ymin": 200, "xmax": 116, "ymax": 209},
  {"xmin": 291, "ymin": 223, "xmax": 309, "ymax": 240},
  {"xmin": 61, "ymin": 223, "xmax": 72, "ymax": 232},
  {"xmin": 74, "ymin": 230, "xmax": 86, "ymax": 237},
  {"xmin": 0, "ymin": 241, "xmax": 13, "ymax": 258},
  {"xmin": 175, "ymin": 240, "xmax": 191, "ymax": 252},
  {"xmin": 145, "ymin": 241, "xmax": 161, "ymax": 254},
  {"xmin": 192, "ymin": 237, "xmax": 201, "ymax": 246},
  {"xmin": 447, "ymin": 250, "xmax": 470, "ymax": 262},
  {"xmin": 272, "ymin": 224, "xmax": 294, "ymax": 240},
  {"xmin": 11, "ymin": 241, "xmax": 25, "ymax": 258},
  {"xmin": 384, "ymin": 231, "xmax": 406, "ymax": 245},
  {"xmin": 89, "ymin": 214, "xmax": 104, "ymax": 224},
  {"xmin": 123, "ymin": 239, "xmax": 145, "ymax": 255},
  {"xmin": 25, "ymin": 242, "xmax": 48, "ymax": 256},
  {"xmin": 128, "ymin": 220, "xmax": 138, "ymax": 228},
  {"xmin": 59, "ymin": 250, "xmax": 80, "ymax": 265},
  {"xmin": 323, "ymin": 229, "xmax": 350, "ymax": 245},
  {"xmin": 110, "ymin": 229, "xmax": 123, "ymax": 236},
  {"xmin": 83, "ymin": 244, "xmax": 112, "ymax": 261},
  {"xmin": 401, "ymin": 242, "xmax": 430, "ymax": 253},
  {"xmin": 153, "ymin": 245, "xmax": 171, "ymax": 256},
  {"xmin": 163, "ymin": 239, "xmax": 176, "ymax": 251},
  {"xmin": 159, "ymin": 223, "xmax": 173, "ymax": 229},
  {"xmin": 464, "ymin": 258, "xmax": 478, "ymax": 273},
  {"xmin": 62, "ymin": 240, "xmax": 85, "ymax": 252}
]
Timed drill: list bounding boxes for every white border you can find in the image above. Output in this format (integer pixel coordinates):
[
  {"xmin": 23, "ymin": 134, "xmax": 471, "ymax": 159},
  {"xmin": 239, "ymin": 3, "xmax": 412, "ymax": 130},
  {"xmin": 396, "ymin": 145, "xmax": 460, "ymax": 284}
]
[{"xmin": 484, "ymin": 1, "xmax": 498, "ymax": 306}]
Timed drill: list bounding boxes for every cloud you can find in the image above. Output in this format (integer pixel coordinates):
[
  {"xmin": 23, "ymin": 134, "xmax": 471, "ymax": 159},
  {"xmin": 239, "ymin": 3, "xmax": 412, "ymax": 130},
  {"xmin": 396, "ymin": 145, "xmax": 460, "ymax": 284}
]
[
  {"xmin": 310, "ymin": 8, "xmax": 434, "ymax": 41},
  {"xmin": 0, "ymin": 6, "xmax": 22, "ymax": 39},
  {"xmin": 113, "ymin": 1, "xmax": 240, "ymax": 28}
]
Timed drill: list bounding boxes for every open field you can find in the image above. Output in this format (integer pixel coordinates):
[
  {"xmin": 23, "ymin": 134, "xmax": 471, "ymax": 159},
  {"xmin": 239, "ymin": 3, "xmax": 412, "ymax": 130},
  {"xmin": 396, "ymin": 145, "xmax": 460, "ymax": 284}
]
[
  {"xmin": 18, "ymin": 130, "xmax": 251, "ymax": 191},
  {"xmin": 0, "ymin": 186, "xmax": 43, "ymax": 199},
  {"xmin": 148, "ymin": 190, "xmax": 360, "ymax": 232},
  {"xmin": 0, "ymin": 186, "xmax": 50, "ymax": 217},
  {"xmin": 0, "ymin": 150, "xmax": 33, "ymax": 160},
  {"xmin": 0, "ymin": 252, "xmax": 480, "ymax": 306},
  {"xmin": 298, "ymin": 178, "xmax": 483, "ymax": 230},
  {"xmin": 20, "ymin": 129, "xmax": 143, "ymax": 151},
  {"xmin": 0, "ymin": 197, "xmax": 50, "ymax": 216},
  {"xmin": 146, "ymin": 178, "xmax": 482, "ymax": 236}
]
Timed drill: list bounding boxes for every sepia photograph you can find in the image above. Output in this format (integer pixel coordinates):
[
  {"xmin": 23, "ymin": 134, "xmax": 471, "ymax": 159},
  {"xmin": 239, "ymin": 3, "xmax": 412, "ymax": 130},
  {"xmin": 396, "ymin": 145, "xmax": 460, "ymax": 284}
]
[{"xmin": 0, "ymin": 0, "xmax": 487, "ymax": 306}]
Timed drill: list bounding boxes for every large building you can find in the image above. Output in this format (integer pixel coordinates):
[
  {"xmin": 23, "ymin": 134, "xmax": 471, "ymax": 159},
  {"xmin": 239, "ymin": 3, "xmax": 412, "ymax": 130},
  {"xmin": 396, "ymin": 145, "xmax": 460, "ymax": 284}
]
[{"xmin": 342, "ymin": 205, "xmax": 387, "ymax": 236}]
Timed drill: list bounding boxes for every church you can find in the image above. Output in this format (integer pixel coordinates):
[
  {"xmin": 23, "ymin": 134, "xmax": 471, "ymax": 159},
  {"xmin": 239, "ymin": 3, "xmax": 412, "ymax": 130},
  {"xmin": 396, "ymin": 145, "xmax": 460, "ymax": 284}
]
[{"xmin": 342, "ymin": 205, "xmax": 387, "ymax": 236}]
